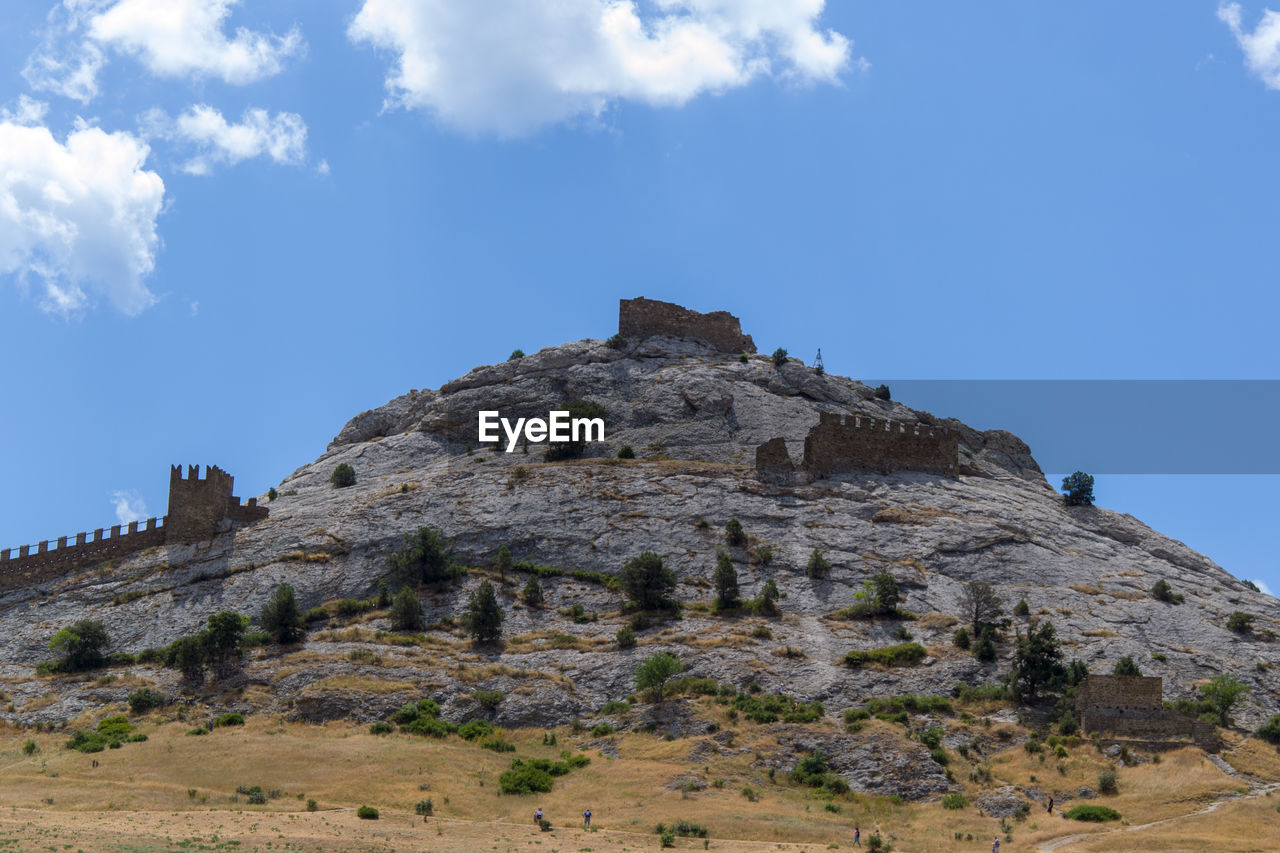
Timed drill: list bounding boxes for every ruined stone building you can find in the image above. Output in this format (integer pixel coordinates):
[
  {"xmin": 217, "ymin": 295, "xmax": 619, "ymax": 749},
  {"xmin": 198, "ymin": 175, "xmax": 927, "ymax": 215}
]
[
  {"xmin": 619, "ymin": 297, "xmax": 756, "ymax": 354},
  {"xmin": 0, "ymin": 465, "xmax": 268, "ymax": 589},
  {"xmin": 1075, "ymin": 675, "xmax": 1218, "ymax": 750},
  {"xmin": 757, "ymin": 413, "xmax": 960, "ymax": 482}
]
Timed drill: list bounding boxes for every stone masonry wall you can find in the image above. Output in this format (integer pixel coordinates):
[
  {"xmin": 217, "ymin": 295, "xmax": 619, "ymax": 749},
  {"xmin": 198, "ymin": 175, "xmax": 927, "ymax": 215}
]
[
  {"xmin": 1076, "ymin": 675, "xmax": 1163, "ymax": 715},
  {"xmin": 1074, "ymin": 675, "xmax": 1215, "ymax": 749},
  {"xmin": 801, "ymin": 412, "xmax": 959, "ymax": 478},
  {"xmin": 618, "ymin": 297, "xmax": 756, "ymax": 354},
  {"xmin": 0, "ymin": 464, "xmax": 267, "ymax": 589}
]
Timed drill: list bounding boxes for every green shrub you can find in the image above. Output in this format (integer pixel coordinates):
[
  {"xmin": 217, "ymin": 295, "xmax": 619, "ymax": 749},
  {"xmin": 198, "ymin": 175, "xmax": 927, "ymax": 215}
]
[
  {"xmin": 634, "ymin": 651, "xmax": 684, "ymax": 703},
  {"xmin": 724, "ymin": 518, "xmax": 747, "ymax": 547},
  {"xmin": 388, "ymin": 526, "xmax": 461, "ymax": 587},
  {"xmin": 806, "ymin": 549, "xmax": 830, "ymax": 579},
  {"xmin": 499, "ymin": 760, "xmax": 555, "ymax": 794},
  {"xmin": 617, "ymin": 445, "xmax": 635, "ymax": 459},
  {"xmin": 941, "ymin": 792, "xmax": 967, "ymax": 809},
  {"xmin": 473, "ymin": 689, "xmax": 504, "ymax": 711},
  {"xmin": 660, "ymin": 829, "xmax": 676, "ymax": 847},
  {"xmin": 953, "ymin": 627, "xmax": 971, "ymax": 650},
  {"xmin": 1097, "ymin": 769, "xmax": 1118, "ymax": 795},
  {"xmin": 843, "ymin": 643, "xmax": 927, "ymax": 668},
  {"xmin": 1013, "ymin": 599, "xmax": 1030, "ymax": 618},
  {"xmin": 214, "ymin": 713, "xmax": 245, "ymax": 728},
  {"xmin": 415, "ymin": 798, "xmax": 434, "ymax": 816},
  {"xmin": 522, "ymin": 574, "xmax": 544, "ymax": 606},
  {"xmin": 1113, "ymin": 656, "xmax": 1141, "ymax": 677},
  {"xmin": 482, "ymin": 738, "xmax": 516, "ymax": 753},
  {"xmin": 590, "ymin": 722, "xmax": 616, "ymax": 736},
  {"xmin": 1256, "ymin": 715, "xmax": 1280, "ymax": 745},
  {"xmin": 369, "ymin": 722, "xmax": 394, "ymax": 735},
  {"xmin": 606, "ymin": 334, "xmax": 626, "ymax": 349},
  {"xmin": 356, "ymin": 805, "xmax": 379, "ymax": 820},
  {"xmin": 619, "ymin": 551, "xmax": 678, "ymax": 611},
  {"xmin": 616, "ymin": 625, "xmax": 636, "ymax": 648},
  {"xmin": 543, "ymin": 399, "xmax": 606, "ymax": 461},
  {"xmin": 457, "ymin": 719, "xmax": 494, "ymax": 741},
  {"xmin": 771, "ymin": 348, "xmax": 788, "ymax": 367},
  {"xmin": 331, "ymin": 463, "xmax": 356, "ymax": 488},
  {"xmin": 1227, "ymin": 611, "xmax": 1255, "ymax": 634},
  {"xmin": 304, "ymin": 606, "xmax": 330, "ymax": 623},
  {"xmin": 655, "ymin": 819, "xmax": 708, "ymax": 838},
  {"xmin": 127, "ymin": 688, "xmax": 167, "ymax": 714},
  {"xmin": 402, "ymin": 717, "xmax": 457, "ymax": 738},
  {"xmin": 1151, "ymin": 579, "xmax": 1184, "ymax": 604},
  {"xmin": 306, "ymin": 798, "xmax": 318, "ymax": 811},
  {"xmin": 1065, "ymin": 804, "xmax": 1120, "ymax": 822},
  {"xmin": 508, "ymin": 349, "xmax": 524, "ymax": 360},
  {"xmin": 22, "ymin": 738, "xmax": 39, "ymax": 755},
  {"xmin": 389, "ymin": 587, "xmax": 424, "ymax": 632},
  {"xmin": 1061, "ymin": 471, "xmax": 1094, "ymax": 506},
  {"xmin": 267, "ymin": 487, "xmax": 278, "ymax": 501},
  {"xmin": 48, "ymin": 619, "xmax": 110, "ymax": 672},
  {"xmin": 464, "ymin": 580, "xmax": 504, "ymax": 642},
  {"xmin": 600, "ymin": 700, "xmax": 630, "ymax": 715},
  {"xmin": 930, "ymin": 747, "xmax": 949, "ymax": 765}
]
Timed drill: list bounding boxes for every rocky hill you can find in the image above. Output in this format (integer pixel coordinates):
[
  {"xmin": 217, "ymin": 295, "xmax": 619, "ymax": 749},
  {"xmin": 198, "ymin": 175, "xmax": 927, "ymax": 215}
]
[{"xmin": 3, "ymin": 301, "xmax": 1278, "ymax": 755}]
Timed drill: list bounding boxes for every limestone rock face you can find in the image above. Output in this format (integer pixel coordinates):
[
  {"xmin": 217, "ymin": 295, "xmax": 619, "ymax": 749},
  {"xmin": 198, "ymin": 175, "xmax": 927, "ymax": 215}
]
[{"xmin": 2, "ymin": 334, "xmax": 1278, "ymax": 747}]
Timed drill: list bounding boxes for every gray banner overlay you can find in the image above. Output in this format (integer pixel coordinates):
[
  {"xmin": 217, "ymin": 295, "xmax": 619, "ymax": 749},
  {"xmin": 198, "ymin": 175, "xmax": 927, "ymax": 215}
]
[{"xmin": 872, "ymin": 381, "xmax": 1280, "ymax": 474}]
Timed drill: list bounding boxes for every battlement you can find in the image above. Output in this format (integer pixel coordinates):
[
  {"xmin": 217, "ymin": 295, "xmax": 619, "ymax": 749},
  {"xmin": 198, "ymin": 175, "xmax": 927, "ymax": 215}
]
[
  {"xmin": 619, "ymin": 297, "xmax": 756, "ymax": 354},
  {"xmin": 756, "ymin": 411, "xmax": 960, "ymax": 481},
  {"xmin": 0, "ymin": 464, "xmax": 267, "ymax": 590}
]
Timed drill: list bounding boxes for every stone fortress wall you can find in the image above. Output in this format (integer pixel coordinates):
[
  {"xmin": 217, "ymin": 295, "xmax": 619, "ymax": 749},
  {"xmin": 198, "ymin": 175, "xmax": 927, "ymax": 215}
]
[
  {"xmin": 1076, "ymin": 675, "xmax": 1219, "ymax": 751},
  {"xmin": 619, "ymin": 297, "xmax": 756, "ymax": 354},
  {"xmin": 757, "ymin": 413, "xmax": 960, "ymax": 481},
  {"xmin": 0, "ymin": 465, "xmax": 268, "ymax": 590}
]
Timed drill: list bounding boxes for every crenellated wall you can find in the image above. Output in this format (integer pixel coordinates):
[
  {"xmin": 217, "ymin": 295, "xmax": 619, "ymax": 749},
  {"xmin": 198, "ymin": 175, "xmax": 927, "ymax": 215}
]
[
  {"xmin": 0, "ymin": 465, "xmax": 268, "ymax": 589},
  {"xmin": 755, "ymin": 411, "xmax": 959, "ymax": 481},
  {"xmin": 619, "ymin": 297, "xmax": 756, "ymax": 354}
]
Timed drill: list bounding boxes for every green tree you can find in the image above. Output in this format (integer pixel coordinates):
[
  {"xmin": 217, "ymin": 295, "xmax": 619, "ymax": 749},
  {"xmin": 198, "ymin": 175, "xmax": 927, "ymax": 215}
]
[
  {"xmin": 389, "ymin": 527, "xmax": 458, "ymax": 587},
  {"xmin": 522, "ymin": 574, "xmax": 544, "ymax": 606},
  {"xmin": 619, "ymin": 551, "xmax": 677, "ymax": 611},
  {"xmin": 331, "ymin": 463, "xmax": 356, "ymax": 488},
  {"xmin": 260, "ymin": 583, "xmax": 305, "ymax": 645},
  {"xmin": 724, "ymin": 518, "xmax": 747, "ymax": 547},
  {"xmin": 389, "ymin": 587, "xmax": 423, "ymax": 632},
  {"xmin": 494, "ymin": 545, "xmax": 513, "ymax": 580},
  {"xmin": 169, "ymin": 635, "xmax": 206, "ymax": 685},
  {"xmin": 771, "ymin": 348, "xmax": 788, "ymax": 367},
  {"xmin": 958, "ymin": 581, "xmax": 1004, "ymax": 638},
  {"xmin": 1113, "ymin": 656, "xmax": 1141, "ymax": 677},
  {"xmin": 1010, "ymin": 620, "xmax": 1066, "ymax": 702},
  {"xmin": 1061, "ymin": 471, "xmax": 1094, "ymax": 507},
  {"xmin": 1227, "ymin": 611, "xmax": 1255, "ymax": 634},
  {"xmin": 508, "ymin": 349, "xmax": 524, "ymax": 360},
  {"xmin": 49, "ymin": 620, "xmax": 110, "ymax": 672},
  {"xmin": 464, "ymin": 580, "xmax": 504, "ymax": 643},
  {"xmin": 806, "ymin": 549, "xmax": 830, "ymax": 579},
  {"xmin": 873, "ymin": 384, "xmax": 891, "ymax": 401},
  {"xmin": 634, "ymin": 651, "xmax": 684, "ymax": 703},
  {"xmin": 712, "ymin": 550, "xmax": 740, "ymax": 611},
  {"xmin": 974, "ymin": 630, "xmax": 997, "ymax": 662},
  {"xmin": 1199, "ymin": 673, "xmax": 1249, "ymax": 727},
  {"xmin": 1151, "ymin": 579, "xmax": 1183, "ymax": 604},
  {"xmin": 203, "ymin": 611, "xmax": 248, "ymax": 678},
  {"xmin": 543, "ymin": 399, "xmax": 606, "ymax": 461},
  {"xmin": 872, "ymin": 571, "xmax": 901, "ymax": 615}
]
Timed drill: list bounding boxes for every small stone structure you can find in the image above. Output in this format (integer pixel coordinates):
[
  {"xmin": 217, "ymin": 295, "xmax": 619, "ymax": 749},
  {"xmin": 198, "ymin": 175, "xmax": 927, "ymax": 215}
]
[
  {"xmin": 618, "ymin": 297, "xmax": 756, "ymax": 354},
  {"xmin": 0, "ymin": 465, "xmax": 267, "ymax": 589},
  {"xmin": 1076, "ymin": 675, "xmax": 1218, "ymax": 751},
  {"xmin": 757, "ymin": 412, "xmax": 959, "ymax": 482}
]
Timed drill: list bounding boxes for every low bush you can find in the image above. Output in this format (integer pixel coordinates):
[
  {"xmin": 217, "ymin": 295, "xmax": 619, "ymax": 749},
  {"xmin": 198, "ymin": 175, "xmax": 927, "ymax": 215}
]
[
  {"xmin": 499, "ymin": 760, "xmax": 555, "ymax": 794},
  {"xmin": 472, "ymin": 689, "xmax": 505, "ymax": 711},
  {"xmin": 1066, "ymin": 804, "xmax": 1121, "ymax": 822},
  {"xmin": 331, "ymin": 463, "xmax": 356, "ymax": 488},
  {"xmin": 214, "ymin": 713, "xmax": 245, "ymax": 728},
  {"xmin": 843, "ymin": 643, "xmax": 927, "ymax": 668},
  {"xmin": 732, "ymin": 691, "xmax": 823, "ymax": 724},
  {"xmin": 1256, "ymin": 714, "xmax": 1280, "ymax": 745},
  {"xmin": 127, "ymin": 688, "xmax": 167, "ymax": 714},
  {"xmin": 866, "ymin": 694, "xmax": 953, "ymax": 716},
  {"xmin": 1151, "ymin": 579, "xmax": 1184, "ymax": 604},
  {"xmin": 369, "ymin": 722, "xmax": 394, "ymax": 735},
  {"xmin": 617, "ymin": 445, "xmax": 636, "ymax": 459},
  {"xmin": 22, "ymin": 739, "xmax": 39, "ymax": 756},
  {"xmin": 591, "ymin": 722, "xmax": 616, "ymax": 736},
  {"xmin": 724, "ymin": 518, "xmax": 747, "ymax": 547},
  {"xmin": 1098, "ymin": 769, "xmax": 1118, "ymax": 795},
  {"xmin": 616, "ymin": 626, "xmax": 637, "ymax": 648},
  {"xmin": 304, "ymin": 606, "xmax": 330, "ymax": 623},
  {"xmin": 457, "ymin": 719, "xmax": 494, "ymax": 741},
  {"xmin": 482, "ymin": 738, "xmax": 516, "ymax": 753},
  {"xmin": 1227, "ymin": 611, "xmax": 1256, "ymax": 634},
  {"xmin": 415, "ymin": 798, "xmax": 434, "ymax": 816},
  {"xmin": 655, "ymin": 819, "xmax": 708, "ymax": 838},
  {"xmin": 356, "ymin": 805, "xmax": 379, "ymax": 820},
  {"xmin": 942, "ymin": 793, "xmax": 967, "ymax": 809}
]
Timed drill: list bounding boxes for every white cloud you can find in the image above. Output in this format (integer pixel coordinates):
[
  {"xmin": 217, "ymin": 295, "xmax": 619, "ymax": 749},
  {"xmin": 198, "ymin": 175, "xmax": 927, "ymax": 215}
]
[
  {"xmin": 1255, "ymin": 579, "xmax": 1275, "ymax": 596},
  {"xmin": 0, "ymin": 119, "xmax": 164, "ymax": 316},
  {"xmin": 1219, "ymin": 2, "xmax": 1280, "ymax": 89},
  {"xmin": 25, "ymin": 0, "xmax": 302, "ymax": 103},
  {"xmin": 0, "ymin": 96, "xmax": 51, "ymax": 126},
  {"xmin": 144, "ymin": 105, "xmax": 308, "ymax": 174},
  {"xmin": 111, "ymin": 489, "xmax": 148, "ymax": 524},
  {"xmin": 348, "ymin": 0, "xmax": 856, "ymax": 135}
]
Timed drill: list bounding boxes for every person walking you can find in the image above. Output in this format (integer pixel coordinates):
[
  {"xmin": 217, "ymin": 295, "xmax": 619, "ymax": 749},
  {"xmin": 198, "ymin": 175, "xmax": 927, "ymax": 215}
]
[
  {"xmin": 992, "ymin": 836, "xmax": 1000, "ymax": 853},
  {"xmin": 1047, "ymin": 795, "xmax": 1054, "ymax": 814},
  {"xmin": 583, "ymin": 808, "xmax": 591, "ymax": 828},
  {"xmin": 534, "ymin": 807, "xmax": 542, "ymax": 824},
  {"xmin": 853, "ymin": 825, "xmax": 861, "ymax": 846}
]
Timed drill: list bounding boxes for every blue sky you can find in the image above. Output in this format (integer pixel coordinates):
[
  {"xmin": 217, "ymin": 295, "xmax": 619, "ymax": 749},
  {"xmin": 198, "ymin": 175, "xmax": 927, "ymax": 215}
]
[{"xmin": 1, "ymin": 1, "xmax": 1277, "ymax": 592}]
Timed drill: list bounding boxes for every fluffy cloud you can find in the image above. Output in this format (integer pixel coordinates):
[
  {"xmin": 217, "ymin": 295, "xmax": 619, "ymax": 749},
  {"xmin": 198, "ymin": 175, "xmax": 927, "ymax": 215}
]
[
  {"xmin": 112, "ymin": 489, "xmax": 148, "ymax": 524},
  {"xmin": 348, "ymin": 0, "xmax": 855, "ymax": 135},
  {"xmin": 25, "ymin": 0, "xmax": 302, "ymax": 103},
  {"xmin": 143, "ymin": 105, "xmax": 308, "ymax": 175},
  {"xmin": 0, "ymin": 120, "xmax": 164, "ymax": 315},
  {"xmin": 1219, "ymin": 2, "xmax": 1280, "ymax": 89}
]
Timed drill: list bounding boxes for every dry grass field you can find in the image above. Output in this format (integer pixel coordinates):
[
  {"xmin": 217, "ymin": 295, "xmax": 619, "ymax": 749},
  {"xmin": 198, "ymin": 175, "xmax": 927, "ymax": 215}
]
[{"xmin": 0, "ymin": 703, "xmax": 1276, "ymax": 853}]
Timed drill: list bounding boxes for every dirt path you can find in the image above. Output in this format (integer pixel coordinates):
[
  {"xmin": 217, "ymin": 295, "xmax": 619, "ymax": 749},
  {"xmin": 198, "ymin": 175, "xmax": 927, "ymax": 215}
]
[{"xmin": 1035, "ymin": 779, "xmax": 1280, "ymax": 852}]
